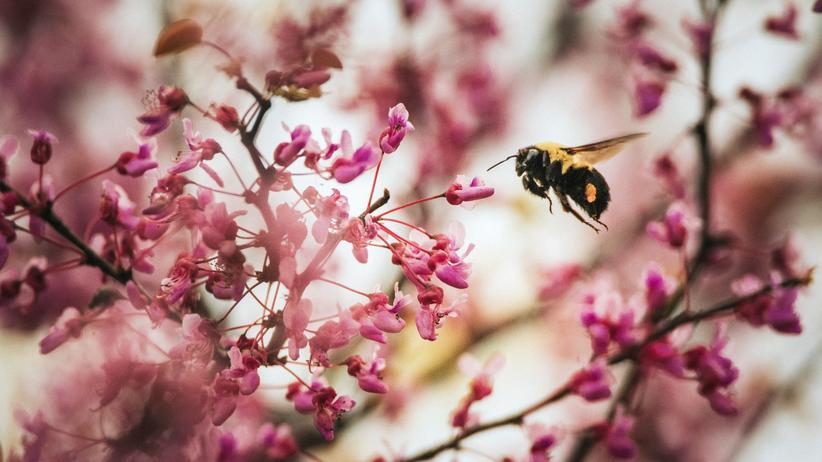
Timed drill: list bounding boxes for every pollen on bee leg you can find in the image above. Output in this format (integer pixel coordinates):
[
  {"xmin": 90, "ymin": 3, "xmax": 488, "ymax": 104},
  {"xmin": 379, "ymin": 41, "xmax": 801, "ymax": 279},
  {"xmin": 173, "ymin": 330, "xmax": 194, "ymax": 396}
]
[{"xmin": 585, "ymin": 183, "xmax": 597, "ymax": 203}]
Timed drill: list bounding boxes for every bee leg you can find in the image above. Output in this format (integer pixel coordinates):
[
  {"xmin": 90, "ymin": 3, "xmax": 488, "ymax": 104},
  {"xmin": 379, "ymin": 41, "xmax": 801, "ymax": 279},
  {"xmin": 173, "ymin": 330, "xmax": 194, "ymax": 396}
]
[
  {"xmin": 593, "ymin": 216, "xmax": 609, "ymax": 230},
  {"xmin": 556, "ymin": 192, "xmax": 600, "ymax": 233},
  {"xmin": 546, "ymin": 192, "xmax": 554, "ymax": 214}
]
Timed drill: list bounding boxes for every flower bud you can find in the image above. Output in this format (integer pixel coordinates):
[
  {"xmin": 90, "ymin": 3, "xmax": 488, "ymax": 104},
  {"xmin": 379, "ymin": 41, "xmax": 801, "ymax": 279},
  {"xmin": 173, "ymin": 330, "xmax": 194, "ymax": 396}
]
[{"xmin": 27, "ymin": 130, "xmax": 57, "ymax": 165}]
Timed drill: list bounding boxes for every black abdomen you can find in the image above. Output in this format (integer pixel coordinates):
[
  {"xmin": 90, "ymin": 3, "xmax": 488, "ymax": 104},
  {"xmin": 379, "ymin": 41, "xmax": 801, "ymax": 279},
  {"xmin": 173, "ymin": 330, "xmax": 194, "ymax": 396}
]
[{"xmin": 554, "ymin": 167, "xmax": 611, "ymax": 219}]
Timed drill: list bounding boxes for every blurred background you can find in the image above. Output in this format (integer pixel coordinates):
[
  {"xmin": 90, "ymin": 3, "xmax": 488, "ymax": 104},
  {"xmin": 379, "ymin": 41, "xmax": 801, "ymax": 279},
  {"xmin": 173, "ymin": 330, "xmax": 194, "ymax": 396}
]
[{"xmin": 1, "ymin": 0, "xmax": 822, "ymax": 460}]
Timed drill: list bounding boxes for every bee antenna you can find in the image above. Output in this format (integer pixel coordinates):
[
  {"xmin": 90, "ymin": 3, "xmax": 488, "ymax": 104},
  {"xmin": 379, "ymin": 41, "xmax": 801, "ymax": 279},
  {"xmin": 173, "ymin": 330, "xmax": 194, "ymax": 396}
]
[{"xmin": 486, "ymin": 155, "xmax": 517, "ymax": 172}]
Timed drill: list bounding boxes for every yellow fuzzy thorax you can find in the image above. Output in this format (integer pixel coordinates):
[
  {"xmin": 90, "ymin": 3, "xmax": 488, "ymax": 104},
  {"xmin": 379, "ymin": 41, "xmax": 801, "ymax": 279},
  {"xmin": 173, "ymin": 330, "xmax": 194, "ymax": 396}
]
[{"xmin": 533, "ymin": 142, "xmax": 593, "ymax": 173}]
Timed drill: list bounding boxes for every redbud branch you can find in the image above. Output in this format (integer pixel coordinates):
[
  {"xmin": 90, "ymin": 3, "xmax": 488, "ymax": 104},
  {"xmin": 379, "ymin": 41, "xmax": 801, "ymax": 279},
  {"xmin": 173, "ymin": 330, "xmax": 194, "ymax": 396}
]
[
  {"xmin": 1, "ymin": 180, "xmax": 132, "ymax": 284},
  {"xmin": 403, "ymin": 274, "xmax": 812, "ymax": 462}
]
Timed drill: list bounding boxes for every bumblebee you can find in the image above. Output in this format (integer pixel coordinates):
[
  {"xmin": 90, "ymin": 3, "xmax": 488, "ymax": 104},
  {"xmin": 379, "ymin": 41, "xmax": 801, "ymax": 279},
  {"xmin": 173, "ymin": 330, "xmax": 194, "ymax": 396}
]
[{"xmin": 488, "ymin": 133, "xmax": 646, "ymax": 232}]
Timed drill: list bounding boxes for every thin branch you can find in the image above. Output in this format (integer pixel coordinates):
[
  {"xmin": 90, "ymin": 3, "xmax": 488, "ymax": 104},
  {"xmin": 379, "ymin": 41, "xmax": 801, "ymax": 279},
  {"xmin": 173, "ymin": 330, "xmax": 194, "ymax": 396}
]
[
  {"xmin": 401, "ymin": 274, "xmax": 811, "ymax": 461},
  {"xmin": 0, "ymin": 180, "xmax": 131, "ymax": 284}
]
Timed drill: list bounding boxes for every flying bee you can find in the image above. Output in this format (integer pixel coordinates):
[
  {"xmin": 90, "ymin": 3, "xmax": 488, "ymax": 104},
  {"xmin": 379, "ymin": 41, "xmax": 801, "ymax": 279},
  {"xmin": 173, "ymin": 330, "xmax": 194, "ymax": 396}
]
[{"xmin": 488, "ymin": 133, "xmax": 647, "ymax": 232}]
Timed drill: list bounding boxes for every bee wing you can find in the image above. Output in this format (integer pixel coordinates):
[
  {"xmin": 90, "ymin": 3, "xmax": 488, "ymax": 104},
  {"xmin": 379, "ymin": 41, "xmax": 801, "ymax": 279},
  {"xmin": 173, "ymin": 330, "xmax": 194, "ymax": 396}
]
[{"xmin": 561, "ymin": 133, "xmax": 647, "ymax": 165}]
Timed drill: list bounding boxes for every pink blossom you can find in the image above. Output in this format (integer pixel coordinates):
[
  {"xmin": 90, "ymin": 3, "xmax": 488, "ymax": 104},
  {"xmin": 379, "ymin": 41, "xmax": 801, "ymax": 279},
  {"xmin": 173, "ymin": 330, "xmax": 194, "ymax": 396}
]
[
  {"xmin": 646, "ymin": 202, "xmax": 694, "ymax": 248},
  {"xmin": 283, "ymin": 298, "xmax": 313, "ymax": 360},
  {"xmin": 732, "ymin": 274, "xmax": 802, "ymax": 334},
  {"xmin": 330, "ymin": 136, "xmax": 380, "ymax": 183},
  {"xmin": 286, "ymin": 380, "xmax": 355, "ymax": 441},
  {"xmin": 634, "ymin": 78, "xmax": 665, "ymax": 117},
  {"xmin": 169, "ymin": 313, "xmax": 219, "ymax": 363},
  {"xmin": 38, "ymin": 307, "xmax": 87, "ymax": 353},
  {"xmin": 526, "ymin": 423, "xmax": 559, "ymax": 462},
  {"xmin": 311, "ymin": 188, "xmax": 349, "ymax": 243},
  {"xmin": 600, "ymin": 409, "xmax": 637, "ymax": 459},
  {"xmin": 274, "ymin": 124, "xmax": 311, "ymax": 165},
  {"xmin": 765, "ymin": 3, "xmax": 799, "ymax": 39},
  {"xmin": 682, "ymin": 19, "xmax": 714, "ymax": 57},
  {"xmin": 168, "ymin": 118, "xmax": 223, "ymax": 184},
  {"xmin": 255, "ymin": 423, "xmax": 299, "ymax": 459},
  {"xmin": 379, "ymin": 103, "xmax": 414, "ymax": 153},
  {"xmin": 137, "ymin": 86, "xmax": 188, "ymax": 136},
  {"xmin": 159, "ymin": 254, "xmax": 199, "ymax": 304},
  {"xmin": 212, "ymin": 104, "xmax": 240, "ymax": 132},
  {"xmin": 451, "ymin": 353, "xmax": 504, "ymax": 429},
  {"xmin": 632, "ymin": 43, "xmax": 678, "ymax": 73},
  {"xmin": 342, "ymin": 215, "xmax": 378, "ymax": 263},
  {"xmin": 345, "ymin": 354, "xmax": 389, "ymax": 394},
  {"xmin": 100, "ymin": 180, "xmax": 140, "ymax": 229},
  {"xmin": 739, "ymin": 87, "xmax": 782, "ymax": 147},
  {"xmin": 309, "ymin": 311, "xmax": 359, "ymax": 367},
  {"xmin": 415, "ymin": 296, "xmax": 461, "ymax": 341},
  {"xmin": 683, "ymin": 328, "xmax": 740, "ymax": 416},
  {"xmin": 643, "ymin": 264, "xmax": 673, "ymax": 314},
  {"xmin": 445, "ymin": 175, "xmax": 495, "ymax": 205},
  {"xmin": 580, "ymin": 290, "xmax": 637, "ymax": 357},
  {"xmin": 569, "ymin": 360, "xmax": 612, "ymax": 402},
  {"xmin": 815, "ymin": 0, "xmax": 822, "ymax": 13},
  {"xmin": 611, "ymin": 0, "xmax": 653, "ymax": 40},
  {"xmin": 27, "ymin": 129, "xmax": 57, "ymax": 165},
  {"xmin": 116, "ymin": 138, "xmax": 159, "ymax": 177},
  {"xmin": 640, "ymin": 337, "xmax": 686, "ymax": 378},
  {"xmin": 651, "ymin": 153, "xmax": 686, "ymax": 199}
]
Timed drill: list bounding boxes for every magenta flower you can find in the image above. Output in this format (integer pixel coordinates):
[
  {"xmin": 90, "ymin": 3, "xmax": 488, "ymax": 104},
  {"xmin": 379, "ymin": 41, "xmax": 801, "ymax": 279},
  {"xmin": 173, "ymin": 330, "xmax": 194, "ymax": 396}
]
[
  {"xmin": 601, "ymin": 409, "xmax": 637, "ymax": 459},
  {"xmin": 168, "ymin": 118, "xmax": 223, "ymax": 185},
  {"xmin": 137, "ymin": 86, "xmax": 188, "ymax": 136},
  {"xmin": 283, "ymin": 298, "xmax": 313, "ymax": 360},
  {"xmin": 732, "ymin": 274, "xmax": 802, "ymax": 334},
  {"xmin": 683, "ymin": 328, "xmax": 740, "ymax": 416},
  {"xmin": 640, "ymin": 337, "xmax": 686, "ymax": 378},
  {"xmin": 682, "ymin": 18, "xmax": 714, "ymax": 57},
  {"xmin": 643, "ymin": 264, "xmax": 672, "ymax": 314},
  {"xmin": 116, "ymin": 138, "xmax": 158, "ymax": 177},
  {"xmin": 274, "ymin": 124, "xmax": 312, "ymax": 165},
  {"xmin": 651, "ymin": 153, "xmax": 686, "ymax": 199},
  {"xmin": 286, "ymin": 380, "xmax": 355, "ymax": 441},
  {"xmin": 27, "ymin": 129, "xmax": 57, "ymax": 165},
  {"xmin": 345, "ymin": 353, "xmax": 389, "ymax": 394},
  {"xmin": 569, "ymin": 360, "xmax": 613, "ymax": 402},
  {"xmin": 526, "ymin": 423, "xmax": 559, "ymax": 462},
  {"xmin": 415, "ymin": 296, "xmax": 460, "ymax": 341},
  {"xmin": 255, "ymin": 423, "xmax": 299, "ymax": 460},
  {"xmin": 379, "ymin": 103, "xmax": 414, "ymax": 153},
  {"xmin": 100, "ymin": 180, "xmax": 140, "ymax": 229},
  {"xmin": 580, "ymin": 290, "xmax": 637, "ymax": 357},
  {"xmin": 632, "ymin": 43, "xmax": 678, "ymax": 73},
  {"xmin": 169, "ymin": 313, "xmax": 219, "ymax": 363},
  {"xmin": 646, "ymin": 202, "xmax": 694, "ymax": 248},
  {"xmin": 765, "ymin": 3, "xmax": 799, "ymax": 39},
  {"xmin": 634, "ymin": 78, "xmax": 665, "ymax": 117},
  {"xmin": 38, "ymin": 307, "xmax": 87, "ymax": 354},
  {"xmin": 445, "ymin": 175, "xmax": 495, "ymax": 205},
  {"xmin": 451, "ymin": 353, "xmax": 504, "ymax": 429},
  {"xmin": 311, "ymin": 188, "xmax": 349, "ymax": 243},
  {"xmin": 330, "ymin": 136, "xmax": 380, "ymax": 183},
  {"xmin": 739, "ymin": 87, "xmax": 783, "ymax": 148},
  {"xmin": 309, "ymin": 311, "xmax": 359, "ymax": 367}
]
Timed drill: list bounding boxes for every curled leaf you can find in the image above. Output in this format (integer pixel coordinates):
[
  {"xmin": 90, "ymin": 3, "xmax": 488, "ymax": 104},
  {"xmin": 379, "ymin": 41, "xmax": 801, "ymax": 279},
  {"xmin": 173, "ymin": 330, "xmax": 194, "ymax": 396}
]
[
  {"xmin": 311, "ymin": 48, "xmax": 343, "ymax": 69},
  {"xmin": 154, "ymin": 19, "xmax": 203, "ymax": 57}
]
